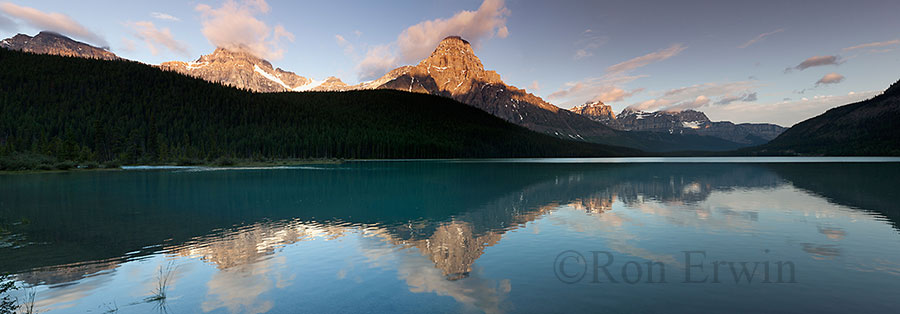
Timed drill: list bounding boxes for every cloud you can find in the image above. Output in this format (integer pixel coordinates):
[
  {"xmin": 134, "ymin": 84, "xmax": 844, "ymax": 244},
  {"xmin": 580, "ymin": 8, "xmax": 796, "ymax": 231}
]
[
  {"xmin": 0, "ymin": 2, "xmax": 108, "ymax": 48},
  {"xmin": 528, "ymin": 80, "xmax": 540, "ymax": 91},
  {"xmin": 549, "ymin": 43, "xmax": 684, "ymax": 107},
  {"xmin": 357, "ymin": 45, "xmax": 397, "ymax": 81},
  {"xmin": 120, "ymin": 36, "xmax": 137, "ymax": 53},
  {"xmin": 664, "ymin": 95, "xmax": 711, "ymax": 111},
  {"xmin": 0, "ymin": 11, "xmax": 15, "ymax": 31},
  {"xmin": 195, "ymin": 0, "xmax": 294, "ymax": 60},
  {"xmin": 335, "ymin": 34, "xmax": 353, "ymax": 55},
  {"xmin": 355, "ymin": 0, "xmax": 509, "ymax": 80},
  {"xmin": 816, "ymin": 72, "xmax": 844, "ymax": 85},
  {"xmin": 737, "ymin": 29, "xmax": 784, "ymax": 49},
  {"xmin": 625, "ymin": 81, "xmax": 757, "ymax": 112},
  {"xmin": 546, "ymin": 75, "xmax": 646, "ymax": 107},
  {"xmin": 843, "ymin": 39, "xmax": 899, "ymax": 51},
  {"xmin": 573, "ymin": 29, "xmax": 607, "ymax": 60},
  {"xmin": 126, "ymin": 21, "xmax": 189, "ymax": 56},
  {"xmin": 701, "ymin": 90, "xmax": 879, "ymax": 126},
  {"xmin": 395, "ymin": 0, "xmax": 509, "ymax": 64},
  {"xmin": 150, "ymin": 12, "xmax": 179, "ymax": 21},
  {"xmin": 606, "ymin": 43, "xmax": 686, "ymax": 74},
  {"xmin": 787, "ymin": 55, "xmax": 841, "ymax": 72},
  {"xmin": 715, "ymin": 92, "xmax": 757, "ymax": 105},
  {"xmin": 593, "ymin": 87, "xmax": 644, "ymax": 104},
  {"xmin": 574, "ymin": 49, "xmax": 593, "ymax": 59}
]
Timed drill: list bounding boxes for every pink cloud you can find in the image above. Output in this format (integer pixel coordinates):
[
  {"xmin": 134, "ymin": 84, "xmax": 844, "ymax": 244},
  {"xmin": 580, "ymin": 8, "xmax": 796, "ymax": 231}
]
[
  {"xmin": 195, "ymin": 0, "xmax": 293, "ymax": 60},
  {"xmin": 0, "ymin": 2, "xmax": 107, "ymax": 47},
  {"xmin": 127, "ymin": 21, "xmax": 188, "ymax": 56}
]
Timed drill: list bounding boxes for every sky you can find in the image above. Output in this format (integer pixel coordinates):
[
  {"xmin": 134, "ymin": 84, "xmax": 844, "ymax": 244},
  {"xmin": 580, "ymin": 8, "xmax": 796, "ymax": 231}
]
[{"xmin": 1, "ymin": 0, "xmax": 899, "ymax": 126}]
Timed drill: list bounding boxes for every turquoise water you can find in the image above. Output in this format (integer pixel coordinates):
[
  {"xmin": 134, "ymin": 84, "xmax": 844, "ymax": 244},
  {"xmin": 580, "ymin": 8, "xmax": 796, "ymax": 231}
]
[{"xmin": 1, "ymin": 159, "xmax": 899, "ymax": 313}]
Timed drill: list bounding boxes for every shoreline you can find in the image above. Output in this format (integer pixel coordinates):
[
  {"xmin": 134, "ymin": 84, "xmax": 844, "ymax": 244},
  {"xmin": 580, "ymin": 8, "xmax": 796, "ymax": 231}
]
[{"xmin": 0, "ymin": 158, "xmax": 345, "ymax": 174}]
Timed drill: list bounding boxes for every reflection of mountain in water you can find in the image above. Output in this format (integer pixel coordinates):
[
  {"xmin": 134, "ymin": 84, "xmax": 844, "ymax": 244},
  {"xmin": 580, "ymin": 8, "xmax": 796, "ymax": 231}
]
[{"xmin": 2, "ymin": 162, "xmax": 898, "ymax": 287}]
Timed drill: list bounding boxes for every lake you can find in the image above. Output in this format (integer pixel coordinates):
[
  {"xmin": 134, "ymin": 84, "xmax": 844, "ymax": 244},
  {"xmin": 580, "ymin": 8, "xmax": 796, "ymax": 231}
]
[{"xmin": 1, "ymin": 158, "xmax": 899, "ymax": 313}]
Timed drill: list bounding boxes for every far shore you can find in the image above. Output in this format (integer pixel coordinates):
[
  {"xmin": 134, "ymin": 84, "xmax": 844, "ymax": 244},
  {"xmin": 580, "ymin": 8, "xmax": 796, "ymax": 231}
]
[{"xmin": 0, "ymin": 158, "xmax": 345, "ymax": 174}]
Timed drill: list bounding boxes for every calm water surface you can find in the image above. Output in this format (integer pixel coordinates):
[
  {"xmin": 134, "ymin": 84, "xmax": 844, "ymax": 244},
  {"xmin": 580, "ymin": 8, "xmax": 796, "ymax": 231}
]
[{"xmin": 1, "ymin": 158, "xmax": 899, "ymax": 313}]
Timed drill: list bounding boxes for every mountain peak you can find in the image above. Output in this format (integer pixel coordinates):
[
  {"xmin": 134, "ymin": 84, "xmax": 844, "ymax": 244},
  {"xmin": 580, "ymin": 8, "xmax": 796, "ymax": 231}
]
[
  {"xmin": 571, "ymin": 101, "xmax": 616, "ymax": 122},
  {"xmin": 0, "ymin": 31, "xmax": 117, "ymax": 60},
  {"xmin": 160, "ymin": 47, "xmax": 312, "ymax": 93},
  {"xmin": 440, "ymin": 35, "xmax": 470, "ymax": 45}
]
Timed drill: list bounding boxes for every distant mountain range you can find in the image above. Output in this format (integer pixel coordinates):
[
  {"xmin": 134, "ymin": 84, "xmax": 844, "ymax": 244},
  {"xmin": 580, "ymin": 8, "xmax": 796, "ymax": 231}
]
[
  {"xmin": 572, "ymin": 101, "xmax": 786, "ymax": 145},
  {"xmin": 6, "ymin": 31, "xmax": 894, "ymax": 155}
]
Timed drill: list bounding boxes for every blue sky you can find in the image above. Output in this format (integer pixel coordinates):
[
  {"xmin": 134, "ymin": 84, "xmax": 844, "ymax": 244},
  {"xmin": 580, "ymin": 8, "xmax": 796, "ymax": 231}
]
[{"xmin": 1, "ymin": 0, "xmax": 899, "ymax": 126}]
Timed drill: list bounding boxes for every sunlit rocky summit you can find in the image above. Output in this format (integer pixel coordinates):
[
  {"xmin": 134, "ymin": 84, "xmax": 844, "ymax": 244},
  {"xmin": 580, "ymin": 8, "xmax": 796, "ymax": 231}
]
[
  {"xmin": 159, "ymin": 47, "xmax": 323, "ymax": 93},
  {"xmin": 0, "ymin": 31, "xmax": 117, "ymax": 60}
]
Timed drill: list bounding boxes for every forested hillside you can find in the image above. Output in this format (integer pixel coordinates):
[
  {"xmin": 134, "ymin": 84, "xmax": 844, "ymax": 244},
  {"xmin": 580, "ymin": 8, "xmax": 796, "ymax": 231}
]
[{"xmin": 0, "ymin": 48, "xmax": 638, "ymax": 169}]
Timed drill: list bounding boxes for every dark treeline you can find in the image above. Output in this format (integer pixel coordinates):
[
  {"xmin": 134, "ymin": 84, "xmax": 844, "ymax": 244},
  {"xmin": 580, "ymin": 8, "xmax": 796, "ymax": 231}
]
[{"xmin": 0, "ymin": 48, "xmax": 637, "ymax": 169}]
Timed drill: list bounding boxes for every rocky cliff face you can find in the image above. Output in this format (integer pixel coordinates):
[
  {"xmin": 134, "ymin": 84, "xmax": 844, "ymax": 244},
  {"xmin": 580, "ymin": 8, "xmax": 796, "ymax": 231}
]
[
  {"xmin": 159, "ymin": 48, "xmax": 321, "ymax": 93},
  {"xmin": 368, "ymin": 36, "xmax": 617, "ymax": 139},
  {"xmin": 618, "ymin": 109, "xmax": 711, "ymax": 132},
  {"xmin": 0, "ymin": 32, "xmax": 117, "ymax": 60},
  {"xmin": 569, "ymin": 101, "xmax": 621, "ymax": 128}
]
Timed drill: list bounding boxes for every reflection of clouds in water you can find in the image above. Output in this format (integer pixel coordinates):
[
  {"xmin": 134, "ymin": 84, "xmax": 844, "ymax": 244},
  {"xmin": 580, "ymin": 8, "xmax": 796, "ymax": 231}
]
[
  {"xmin": 849, "ymin": 259, "xmax": 900, "ymax": 277},
  {"xmin": 25, "ymin": 268, "xmax": 115, "ymax": 313},
  {"xmin": 201, "ymin": 255, "xmax": 292, "ymax": 314},
  {"xmin": 818, "ymin": 226, "xmax": 847, "ymax": 240},
  {"xmin": 353, "ymin": 227, "xmax": 513, "ymax": 314},
  {"xmin": 801, "ymin": 243, "xmax": 842, "ymax": 260},
  {"xmin": 548, "ymin": 205, "xmax": 679, "ymax": 266},
  {"xmin": 397, "ymin": 251, "xmax": 511, "ymax": 314}
]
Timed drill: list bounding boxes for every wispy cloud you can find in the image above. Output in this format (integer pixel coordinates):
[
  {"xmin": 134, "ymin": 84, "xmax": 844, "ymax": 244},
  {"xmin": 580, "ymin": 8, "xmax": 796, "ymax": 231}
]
[
  {"xmin": 0, "ymin": 2, "xmax": 108, "ymax": 48},
  {"xmin": 549, "ymin": 43, "xmax": 685, "ymax": 108},
  {"xmin": 357, "ymin": 44, "xmax": 397, "ymax": 81},
  {"xmin": 126, "ymin": 21, "xmax": 189, "ymax": 56},
  {"xmin": 150, "ymin": 12, "xmax": 179, "ymax": 22},
  {"xmin": 714, "ymin": 92, "xmax": 757, "ymax": 105},
  {"xmin": 120, "ymin": 36, "xmax": 137, "ymax": 53},
  {"xmin": 606, "ymin": 43, "xmax": 686, "ymax": 74},
  {"xmin": 626, "ymin": 81, "xmax": 757, "ymax": 112},
  {"xmin": 573, "ymin": 29, "xmax": 607, "ymax": 60},
  {"xmin": 356, "ymin": 0, "xmax": 509, "ymax": 80},
  {"xmin": 547, "ymin": 75, "xmax": 647, "ymax": 107},
  {"xmin": 815, "ymin": 72, "xmax": 844, "ymax": 86},
  {"xmin": 335, "ymin": 34, "xmax": 353, "ymax": 55},
  {"xmin": 843, "ymin": 39, "xmax": 899, "ymax": 51},
  {"xmin": 737, "ymin": 29, "xmax": 784, "ymax": 49},
  {"xmin": 195, "ymin": 0, "xmax": 294, "ymax": 60},
  {"xmin": 528, "ymin": 80, "xmax": 540, "ymax": 92},
  {"xmin": 702, "ymin": 91, "xmax": 879, "ymax": 126},
  {"xmin": 786, "ymin": 55, "xmax": 841, "ymax": 72},
  {"xmin": 0, "ymin": 11, "xmax": 15, "ymax": 31}
]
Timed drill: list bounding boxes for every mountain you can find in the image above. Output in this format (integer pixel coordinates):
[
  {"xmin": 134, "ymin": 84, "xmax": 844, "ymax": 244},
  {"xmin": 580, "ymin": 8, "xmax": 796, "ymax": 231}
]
[
  {"xmin": 570, "ymin": 101, "xmax": 620, "ymax": 127},
  {"xmin": 0, "ymin": 31, "xmax": 117, "ymax": 60},
  {"xmin": 0, "ymin": 47, "xmax": 640, "ymax": 169},
  {"xmin": 159, "ymin": 48, "xmax": 326, "ymax": 93},
  {"xmin": 312, "ymin": 76, "xmax": 354, "ymax": 91},
  {"xmin": 748, "ymin": 79, "xmax": 900, "ymax": 155},
  {"xmin": 367, "ymin": 36, "xmax": 619, "ymax": 141},
  {"xmin": 572, "ymin": 106, "xmax": 786, "ymax": 146}
]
